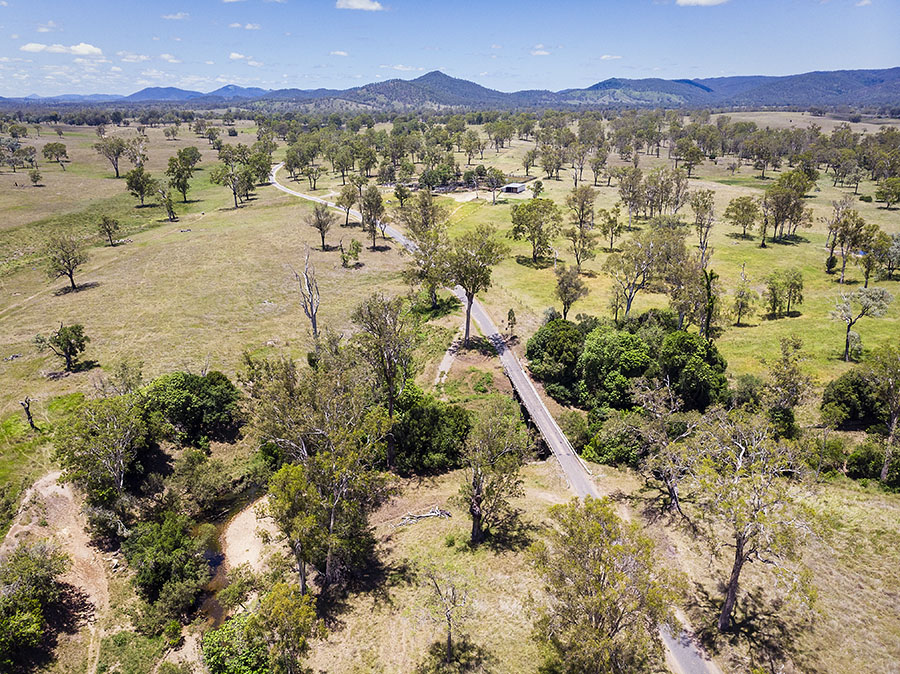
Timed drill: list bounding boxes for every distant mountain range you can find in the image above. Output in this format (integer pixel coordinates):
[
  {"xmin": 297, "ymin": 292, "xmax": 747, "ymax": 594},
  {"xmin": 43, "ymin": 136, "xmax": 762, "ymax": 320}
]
[{"xmin": 7, "ymin": 67, "xmax": 900, "ymax": 110}]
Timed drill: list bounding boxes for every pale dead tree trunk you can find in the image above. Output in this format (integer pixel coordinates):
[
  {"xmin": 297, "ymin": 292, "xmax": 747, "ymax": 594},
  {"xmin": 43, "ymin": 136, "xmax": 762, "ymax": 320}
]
[
  {"xmin": 423, "ymin": 567, "xmax": 469, "ymax": 665},
  {"xmin": 293, "ymin": 248, "xmax": 320, "ymax": 347}
]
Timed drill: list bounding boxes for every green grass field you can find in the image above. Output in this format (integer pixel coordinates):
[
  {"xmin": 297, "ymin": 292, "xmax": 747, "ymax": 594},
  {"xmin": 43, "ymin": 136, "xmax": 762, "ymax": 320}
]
[{"xmin": 1, "ymin": 113, "xmax": 900, "ymax": 674}]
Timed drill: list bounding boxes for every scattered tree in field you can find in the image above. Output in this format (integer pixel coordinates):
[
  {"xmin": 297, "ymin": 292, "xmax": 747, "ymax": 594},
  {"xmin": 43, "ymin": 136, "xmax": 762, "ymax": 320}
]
[
  {"xmin": 875, "ymin": 177, "xmax": 900, "ymax": 209},
  {"xmin": 44, "ymin": 232, "xmax": 87, "ymax": 291},
  {"xmin": 340, "ymin": 239, "xmax": 362, "ymax": 268},
  {"xmin": 29, "ymin": 168, "xmax": 41, "ymax": 186},
  {"xmin": 687, "ymin": 410, "xmax": 814, "ymax": 632},
  {"xmin": 675, "ymin": 137, "xmax": 704, "ymax": 177},
  {"xmin": 422, "ymin": 566, "xmax": 471, "ymax": 665},
  {"xmin": 564, "ymin": 186, "xmax": 599, "ymax": 269},
  {"xmin": 831, "ymin": 287, "xmax": 894, "ymax": 361},
  {"xmin": 603, "ymin": 227, "xmax": 686, "ymax": 319},
  {"xmin": 93, "ymin": 136, "xmax": 127, "ymax": 177},
  {"xmin": 732, "ymin": 265, "xmax": 758, "ymax": 326},
  {"xmin": 447, "ymin": 224, "xmax": 508, "ymax": 345},
  {"xmin": 531, "ymin": 179, "xmax": 544, "ymax": 199},
  {"xmin": 303, "ymin": 165, "xmax": 322, "ymax": 191},
  {"xmin": 125, "ymin": 165, "xmax": 158, "ymax": 206},
  {"xmin": 166, "ymin": 154, "xmax": 195, "ymax": 202},
  {"xmin": 723, "ymin": 195, "xmax": 760, "ymax": 239},
  {"xmin": 459, "ymin": 396, "xmax": 531, "ymax": 545},
  {"xmin": 210, "ymin": 145, "xmax": 254, "ymax": 208},
  {"xmin": 689, "ymin": 188, "xmax": 715, "ymax": 268},
  {"xmin": 361, "ymin": 184, "xmax": 384, "ymax": 249},
  {"xmin": 761, "ymin": 269, "xmax": 803, "ymax": 319},
  {"xmin": 764, "ymin": 335, "xmax": 812, "ymax": 436},
  {"xmin": 865, "ymin": 346, "xmax": 900, "ymax": 481},
  {"xmin": 293, "ymin": 249, "xmax": 320, "ymax": 345},
  {"xmin": 399, "ymin": 191, "xmax": 450, "ymax": 310},
  {"xmin": 530, "ymin": 497, "xmax": 679, "ymax": 674},
  {"xmin": 783, "ymin": 268, "xmax": 804, "ymax": 315},
  {"xmin": 510, "ymin": 197, "xmax": 562, "ymax": 263},
  {"xmin": 485, "ymin": 167, "xmax": 506, "ymax": 205},
  {"xmin": 522, "ymin": 148, "xmax": 538, "ymax": 176},
  {"xmin": 42, "ymin": 141, "xmax": 68, "ymax": 170},
  {"xmin": 98, "ymin": 215, "xmax": 121, "ymax": 246},
  {"xmin": 307, "ymin": 202, "xmax": 337, "ymax": 251},
  {"xmin": 834, "ymin": 207, "xmax": 871, "ymax": 284},
  {"xmin": 393, "ymin": 183, "xmax": 411, "ymax": 207},
  {"xmin": 616, "ymin": 166, "xmax": 643, "ymax": 228},
  {"xmin": 337, "ymin": 183, "xmax": 358, "ymax": 226},
  {"xmin": 157, "ymin": 187, "xmax": 177, "ymax": 222},
  {"xmin": 596, "ymin": 204, "xmax": 623, "ymax": 252},
  {"xmin": 857, "ymin": 228, "xmax": 890, "ymax": 287},
  {"xmin": 555, "ymin": 264, "xmax": 588, "ymax": 320},
  {"xmin": 34, "ymin": 323, "xmax": 89, "ymax": 372},
  {"xmin": 352, "ymin": 293, "xmax": 420, "ymax": 423}
]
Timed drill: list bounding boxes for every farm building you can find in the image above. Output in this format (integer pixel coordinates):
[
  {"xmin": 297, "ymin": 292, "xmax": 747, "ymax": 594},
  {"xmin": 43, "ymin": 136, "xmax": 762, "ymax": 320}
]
[{"xmin": 502, "ymin": 182, "xmax": 526, "ymax": 193}]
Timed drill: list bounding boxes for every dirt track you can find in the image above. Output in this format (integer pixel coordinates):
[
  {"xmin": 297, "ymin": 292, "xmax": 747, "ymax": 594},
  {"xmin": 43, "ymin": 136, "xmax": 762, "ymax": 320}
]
[{"xmin": 1, "ymin": 471, "xmax": 110, "ymax": 672}]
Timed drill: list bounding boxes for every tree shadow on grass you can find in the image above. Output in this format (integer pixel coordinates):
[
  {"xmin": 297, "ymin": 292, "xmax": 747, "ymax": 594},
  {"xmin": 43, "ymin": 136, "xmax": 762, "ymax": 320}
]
[
  {"xmin": 725, "ymin": 232, "xmax": 755, "ymax": 241},
  {"xmin": 411, "ymin": 294, "xmax": 463, "ymax": 321},
  {"xmin": 515, "ymin": 255, "xmax": 554, "ymax": 270},
  {"xmin": 690, "ymin": 582, "xmax": 811, "ymax": 672},
  {"xmin": 45, "ymin": 360, "xmax": 100, "ymax": 379},
  {"xmin": 459, "ymin": 336, "xmax": 497, "ymax": 358},
  {"xmin": 315, "ymin": 543, "xmax": 416, "ymax": 630},
  {"xmin": 414, "ymin": 638, "xmax": 497, "ymax": 674},
  {"xmin": 483, "ymin": 512, "xmax": 538, "ymax": 553},
  {"xmin": 54, "ymin": 281, "xmax": 100, "ymax": 296},
  {"xmin": 10, "ymin": 582, "xmax": 94, "ymax": 673}
]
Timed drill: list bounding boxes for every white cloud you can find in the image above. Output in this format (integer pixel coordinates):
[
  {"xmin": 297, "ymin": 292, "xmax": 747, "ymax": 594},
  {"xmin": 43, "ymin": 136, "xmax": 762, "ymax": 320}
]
[
  {"xmin": 110, "ymin": 65, "xmax": 122, "ymax": 72},
  {"xmin": 856, "ymin": 0, "xmax": 871, "ymax": 5},
  {"xmin": 247, "ymin": 60, "xmax": 262, "ymax": 67},
  {"xmin": 118, "ymin": 50, "xmax": 149, "ymax": 62},
  {"xmin": 161, "ymin": 12, "xmax": 189, "ymax": 19},
  {"xmin": 379, "ymin": 64, "xmax": 422, "ymax": 71},
  {"xmin": 21, "ymin": 42, "xmax": 103, "ymax": 56},
  {"xmin": 600, "ymin": 54, "xmax": 622, "ymax": 60},
  {"xmin": 69, "ymin": 43, "xmax": 103, "ymax": 56},
  {"xmin": 222, "ymin": 0, "xmax": 246, "ymax": 3},
  {"xmin": 230, "ymin": 22, "xmax": 261, "ymax": 29},
  {"xmin": 229, "ymin": 52, "xmax": 246, "ymax": 60},
  {"xmin": 531, "ymin": 44, "xmax": 550, "ymax": 56},
  {"xmin": 37, "ymin": 20, "xmax": 59, "ymax": 33},
  {"xmin": 336, "ymin": 0, "xmax": 384, "ymax": 10},
  {"xmin": 160, "ymin": 53, "xmax": 181, "ymax": 63},
  {"xmin": 330, "ymin": 50, "xmax": 348, "ymax": 56},
  {"xmin": 675, "ymin": 0, "xmax": 728, "ymax": 5},
  {"xmin": 0, "ymin": 2, "xmax": 9, "ymax": 7},
  {"xmin": 490, "ymin": 44, "xmax": 501, "ymax": 50},
  {"xmin": 205, "ymin": 60, "xmax": 215, "ymax": 65}
]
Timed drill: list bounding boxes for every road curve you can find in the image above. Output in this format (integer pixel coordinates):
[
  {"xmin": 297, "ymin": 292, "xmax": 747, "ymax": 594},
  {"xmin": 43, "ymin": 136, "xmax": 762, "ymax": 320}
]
[{"xmin": 269, "ymin": 164, "xmax": 719, "ymax": 674}]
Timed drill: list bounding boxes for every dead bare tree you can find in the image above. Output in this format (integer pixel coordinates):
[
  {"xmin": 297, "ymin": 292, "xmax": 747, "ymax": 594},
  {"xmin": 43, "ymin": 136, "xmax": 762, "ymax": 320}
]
[
  {"xmin": 422, "ymin": 566, "xmax": 470, "ymax": 665},
  {"xmin": 20, "ymin": 396, "xmax": 37, "ymax": 430},
  {"xmin": 292, "ymin": 248, "xmax": 320, "ymax": 346}
]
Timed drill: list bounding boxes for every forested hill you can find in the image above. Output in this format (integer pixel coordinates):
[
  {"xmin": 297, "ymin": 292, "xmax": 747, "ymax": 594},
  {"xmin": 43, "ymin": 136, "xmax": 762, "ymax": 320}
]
[{"xmin": 5, "ymin": 67, "xmax": 900, "ymax": 109}]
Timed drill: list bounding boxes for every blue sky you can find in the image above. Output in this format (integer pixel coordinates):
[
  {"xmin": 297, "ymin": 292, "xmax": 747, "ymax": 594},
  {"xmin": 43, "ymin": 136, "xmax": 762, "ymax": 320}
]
[{"xmin": 1, "ymin": 0, "xmax": 898, "ymax": 96}]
